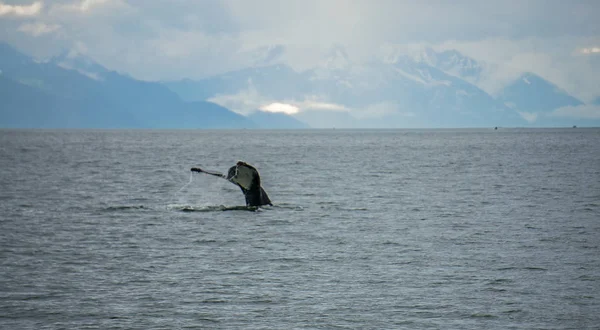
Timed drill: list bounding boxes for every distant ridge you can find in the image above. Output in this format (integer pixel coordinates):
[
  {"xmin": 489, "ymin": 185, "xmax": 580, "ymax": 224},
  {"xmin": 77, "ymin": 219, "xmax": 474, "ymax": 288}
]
[
  {"xmin": 498, "ymin": 73, "xmax": 583, "ymax": 113},
  {"xmin": 163, "ymin": 46, "xmax": 592, "ymax": 128},
  {"xmin": 1, "ymin": 42, "xmax": 596, "ymax": 128},
  {"xmin": 0, "ymin": 42, "xmax": 255, "ymax": 129}
]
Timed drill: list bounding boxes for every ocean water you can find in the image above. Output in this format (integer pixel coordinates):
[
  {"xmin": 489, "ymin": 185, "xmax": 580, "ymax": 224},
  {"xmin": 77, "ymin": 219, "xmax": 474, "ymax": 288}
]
[{"xmin": 1, "ymin": 128, "xmax": 599, "ymax": 329}]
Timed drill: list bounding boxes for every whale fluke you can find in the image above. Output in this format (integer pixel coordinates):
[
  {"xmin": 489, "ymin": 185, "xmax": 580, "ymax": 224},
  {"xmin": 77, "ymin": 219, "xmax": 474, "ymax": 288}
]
[{"xmin": 191, "ymin": 161, "xmax": 272, "ymax": 207}]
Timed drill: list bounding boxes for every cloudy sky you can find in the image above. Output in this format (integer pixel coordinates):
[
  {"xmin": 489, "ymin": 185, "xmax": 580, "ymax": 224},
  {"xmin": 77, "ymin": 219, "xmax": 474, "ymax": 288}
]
[{"xmin": 1, "ymin": 0, "xmax": 599, "ymax": 102}]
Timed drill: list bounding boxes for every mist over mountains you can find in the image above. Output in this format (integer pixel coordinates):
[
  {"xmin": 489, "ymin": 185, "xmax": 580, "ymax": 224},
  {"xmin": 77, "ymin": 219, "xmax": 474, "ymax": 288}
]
[
  {"xmin": 1, "ymin": 42, "xmax": 596, "ymax": 128},
  {"xmin": 166, "ymin": 45, "xmax": 594, "ymax": 128}
]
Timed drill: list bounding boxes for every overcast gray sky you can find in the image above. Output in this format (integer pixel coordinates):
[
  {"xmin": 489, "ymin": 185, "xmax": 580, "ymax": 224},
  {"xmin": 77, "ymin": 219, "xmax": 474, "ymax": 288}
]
[{"xmin": 1, "ymin": 0, "xmax": 599, "ymax": 101}]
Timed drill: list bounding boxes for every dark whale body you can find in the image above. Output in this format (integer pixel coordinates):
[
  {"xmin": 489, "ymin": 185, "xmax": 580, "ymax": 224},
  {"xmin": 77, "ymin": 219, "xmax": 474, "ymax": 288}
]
[{"xmin": 191, "ymin": 161, "xmax": 272, "ymax": 207}]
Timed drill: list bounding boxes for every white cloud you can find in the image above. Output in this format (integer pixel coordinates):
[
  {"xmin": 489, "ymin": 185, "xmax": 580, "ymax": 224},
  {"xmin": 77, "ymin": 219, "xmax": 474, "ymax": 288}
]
[
  {"xmin": 0, "ymin": 1, "xmax": 42, "ymax": 17},
  {"xmin": 56, "ymin": 62, "xmax": 102, "ymax": 80},
  {"xmin": 260, "ymin": 103, "xmax": 299, "ymax": 115},
  {"xmin": 292, "ymin": 100, "xmax": 410, "ymax": 119},
  {"xmin": 578, "ymin": 47, "xmax": 600, "ymax": 55},
  {"xmin": 65, "ymin": 41, "xmax": 90, "ymax": 58},
  {"xmin": 297, "ymin": 101, "xmax": 349, "ymax": 112},
  {"xmin": 18, "ymin": 22, "xmax": 60, "ymax": 36},
  {"xmin": 551, "ymin": 105, "xmax": 600, "ymax": 119},
  {"xmin": 513, "ymin": 106, "xmax": 600, "ymax": 123},
  {"xmin": 1, "ymin": 1, "xmax": 599, "ymax": 109},
  {"xmin": 208, "ymin": 85, "xmax": 264, "ymax": 115},
  {"xmin": 79, "ymin": 0, "xmax": 109, "ymax": 12},
  {"xmin": 351, "ymin": 102, "xmax": 406, "ymax": 119},
  {"xmin": 208, "ymin": 84, "xmax": 351, "ymax": 116},
  {"xmin": 518, "ymin": 111, "xmax": 538, "ymax": 123},
  {"xmin": 53, "ymin": 0, "xmax": 125, "ymax": 13}
]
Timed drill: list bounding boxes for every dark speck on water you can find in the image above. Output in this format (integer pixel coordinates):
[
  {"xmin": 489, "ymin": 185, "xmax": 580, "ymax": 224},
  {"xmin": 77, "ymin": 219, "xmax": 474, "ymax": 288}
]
[{"xmin": 1, "ymin": 128, "xmax": 599, "ymax": 329}]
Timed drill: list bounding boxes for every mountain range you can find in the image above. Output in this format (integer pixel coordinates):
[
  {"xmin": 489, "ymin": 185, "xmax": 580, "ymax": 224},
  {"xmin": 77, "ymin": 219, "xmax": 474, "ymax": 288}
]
[
  {"xmin": 0, "ymin": 43, "xmax": 301, "ymax": 129},
  {"xmin": 166, "ymin": 46, "xmax": 594, "ymax": 128},
  {"xmin": 1, "ymin": 42, "xmax": 597, "ymax": 128}
]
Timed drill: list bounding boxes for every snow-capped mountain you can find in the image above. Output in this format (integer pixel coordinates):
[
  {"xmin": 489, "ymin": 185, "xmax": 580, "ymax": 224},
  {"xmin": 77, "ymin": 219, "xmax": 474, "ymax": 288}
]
[
  {"xmin": 413, "ymin": 48, "xmax": 484, "ymax": 83},
  {"xmin": 410, "ymin": 48, "xmax": 590, "ymax": 124},
  {"xmin": 50, "ymin": 50, "xmax": 110, "ymax": 81},
  {"xmin": 498, "ymin": 72, "xmax": 584, "ymax": 123},
  {"xmin": 163, "ymin": 45, "xmax": 590, "ymax": 128},
  {"xmin": 165, "ymin": 64, "xmax": 309, "ymax": 103}
]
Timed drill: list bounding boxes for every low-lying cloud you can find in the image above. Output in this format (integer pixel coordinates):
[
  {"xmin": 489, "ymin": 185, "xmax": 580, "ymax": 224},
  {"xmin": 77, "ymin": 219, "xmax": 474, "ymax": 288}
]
[
  {"xmin": 18, "ymin": 22, "xmax": 60, "ymax": 36},
  {"xmin": 551, "ymin": 105, "xmax": 600, "ymax": 119},
  {"xmin": 1, "ymin": 1, "xmax": 598, "ymax": 108},
  {"xmin": 0, "ymin": 1, "xmax": 42, "ymax": 17},
  {"xmin": 579, "ymin": 47, "xmax": 600, "ymax": 55},
  {"xmin": 260, "ymin": 103, "xmax": 299, "ymax": 115},
  {"xmin": 208, "ymin": 87, "xmax": 351, "ymax": 117}
]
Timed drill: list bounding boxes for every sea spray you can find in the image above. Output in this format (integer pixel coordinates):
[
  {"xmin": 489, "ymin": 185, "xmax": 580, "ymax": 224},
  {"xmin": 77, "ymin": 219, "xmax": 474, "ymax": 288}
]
[
  {"xmin": 167, "ymin": 172, "xmax": 195, "ymax": 209},
  {"xmin": 177, "ymin": 172, "xmax": 194, "ymax": 193}
]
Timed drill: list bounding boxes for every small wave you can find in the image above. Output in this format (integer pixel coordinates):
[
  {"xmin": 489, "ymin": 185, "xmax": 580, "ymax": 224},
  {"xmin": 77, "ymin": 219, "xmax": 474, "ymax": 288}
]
[
  {"xmin": 330, "ymin": 205, "xmax": 368, "ymax": 211},
  {"xmin": 487, "ymin": 278, "xmax": 513, "ymax": 284},
  {"xmin": 201, "ymin": 298, "xmax": 228, "ymax": 304},
  {"xmin": 267, "ymin": 257, "xmax": 309, "ymax": 263},
  {"xmin": 469, "ymin": 313, "xmax": 497, "ymax": 319},
  {"xmin": 167, "ymin": 204, "xmax": 260, "ymax": 212},
  {"xmin": 165, "ymin": 203, "xmax": 303, "ymax": 212},
  {"xmin": 104, "ymin": 205, "xmax": 146, "ymax": 211},
  {"xmin": 577, "ymin": 275, "xmax": 599, "ymax": 281},
  {"xmin": 271, "ymin": 203, "xmax": 304, "ymax": 211},
  {"xmin": 193, "ymin": 239, "xmax": 219, "ymax": 244}
]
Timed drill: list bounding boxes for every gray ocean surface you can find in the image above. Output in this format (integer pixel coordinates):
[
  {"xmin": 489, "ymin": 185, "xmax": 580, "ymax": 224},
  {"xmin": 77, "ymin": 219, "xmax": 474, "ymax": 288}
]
[{"xmin": 1, "ymin": 128, "xmax": 599, "ymax": 329}]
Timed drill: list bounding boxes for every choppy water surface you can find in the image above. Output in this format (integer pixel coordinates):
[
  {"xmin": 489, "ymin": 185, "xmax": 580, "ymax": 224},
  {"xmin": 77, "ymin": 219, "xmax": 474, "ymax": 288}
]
[{"xmin": 1, "ymin": 128, "xmax": 599, "ymax": 329}]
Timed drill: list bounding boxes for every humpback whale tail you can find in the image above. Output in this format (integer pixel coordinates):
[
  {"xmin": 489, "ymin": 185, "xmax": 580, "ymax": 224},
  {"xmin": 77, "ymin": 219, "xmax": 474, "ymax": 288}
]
[{"xmin": 191, "ymin": 161, "xmax": 272, "ymax": 207}]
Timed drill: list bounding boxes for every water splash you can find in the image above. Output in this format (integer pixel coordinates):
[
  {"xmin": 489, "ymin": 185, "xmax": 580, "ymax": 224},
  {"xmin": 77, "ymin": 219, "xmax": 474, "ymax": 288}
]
[
  {"xmin": 177, "ymin": 172, "xmax": 194, "ymax": 193},
  {"xmin": 168, "ymin": 172, "xmax": 195, "ymax": 208}
]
